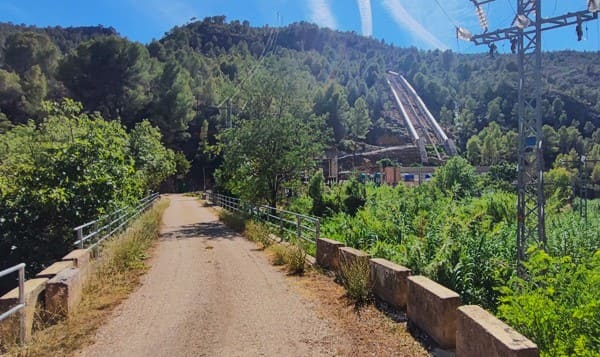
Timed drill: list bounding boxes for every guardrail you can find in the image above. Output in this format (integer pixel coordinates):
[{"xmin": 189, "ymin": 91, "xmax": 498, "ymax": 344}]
[
  {"xmin": 0, "ymin": 263, "xmax": 25, "ymax": 343},
  {"xmin": 73, "ymin": 193, "xmax": 160, "ymax": 249},
  {"xmin": 206, "ymin": 192, "xmax": 320, "ymax": 243}
]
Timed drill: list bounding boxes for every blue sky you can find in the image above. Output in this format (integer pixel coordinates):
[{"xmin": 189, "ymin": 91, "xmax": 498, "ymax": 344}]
[{"xmin": 1, "ymin": 0, "xmax": 599, "ymax": 54}]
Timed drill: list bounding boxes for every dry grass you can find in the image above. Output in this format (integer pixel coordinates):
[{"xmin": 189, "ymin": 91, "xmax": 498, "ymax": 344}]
[
  {"xmin": 3, "ymin": 199, "xmax": 169, "ymax": 357},
  {"xmin": 288, "ymin": 270, "xmax": 429, "ymax": 356},
  {"xmin": 339, "ymin": 258, "xmax": 372, "ymax": 304},
  {"xmin": 217, "ymin": 210, "xmax": 246, "ymax": 232},
  {"xmin": 266, "ymin": 245, "xmax": 287, "ymax": 266},
  {"xmin": 243, "ymin": 220, "xmax": 272, "ymax": 249}
]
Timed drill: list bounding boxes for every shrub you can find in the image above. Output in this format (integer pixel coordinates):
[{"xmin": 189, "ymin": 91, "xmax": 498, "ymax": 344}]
[
  {"xmin": 218, "ymin": 210, "xmax": 246, "ymax": 232},
  {"xmin": 284, "ymin": 243, "xmax": 306, "ymax": 275},
  {"xmin": 340, "ymin": 257, "xmax": 372, "ymax": 303},
  {"xmin": 267, "ymin": 245, "xmax": 287, "ymax": 266},
  {"xmin": 244, "ymin": 220, "xmax": 272, "ymax": 248}
]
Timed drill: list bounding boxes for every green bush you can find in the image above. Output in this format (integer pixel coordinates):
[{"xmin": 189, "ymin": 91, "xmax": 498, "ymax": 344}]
[
  {"xmin": 498, "ymin": 249, "xmax": 600, "ymax": 356},
  {"xmin": 244, "ymin": 220, "xmax": 272, "ymax": 248},
  {"xmin": 284, "ymin": 243, "xmax": 306, "ymax": 275},
  {"xmin": 0, "ymin": 99, "xmax": 177, "ymax": 277}
]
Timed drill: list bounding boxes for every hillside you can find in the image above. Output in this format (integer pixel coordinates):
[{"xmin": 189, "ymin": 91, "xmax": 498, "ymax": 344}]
[{"xmin": 0, "ymin": 17, "xmax": 599, "ymax": 185}]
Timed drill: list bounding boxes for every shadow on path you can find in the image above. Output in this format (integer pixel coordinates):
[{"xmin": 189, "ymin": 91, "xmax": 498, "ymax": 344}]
[{"xmin": 161, "ymin": 221, "xmax": 238, "ymax": 241}]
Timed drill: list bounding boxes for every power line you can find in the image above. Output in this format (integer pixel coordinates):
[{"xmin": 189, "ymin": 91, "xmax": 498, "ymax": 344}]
[
  {"xmin": 433, "ymin": 0, "xmax": 458, "ymax": 27},
  {"xmin": 467, "ymin": 0, "xmax": 599, "ymax": 276}
]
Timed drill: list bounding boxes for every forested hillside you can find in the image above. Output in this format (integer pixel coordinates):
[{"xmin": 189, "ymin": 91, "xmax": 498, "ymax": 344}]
[{"xmin": 1, "ymin": 16, "xmax": 599, "ymax": 190}]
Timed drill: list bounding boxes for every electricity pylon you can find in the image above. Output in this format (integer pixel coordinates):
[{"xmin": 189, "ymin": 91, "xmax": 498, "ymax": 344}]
[{"xmin": 465, "ymin": 1, "xmax": 598, "ymax": 275}]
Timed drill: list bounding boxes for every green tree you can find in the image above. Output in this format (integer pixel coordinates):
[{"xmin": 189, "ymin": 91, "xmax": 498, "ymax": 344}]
[
  {"xmin": 129, "ymin": 120, "xmax": 177, "ymax": 190},
  {"xmin": 308, "ymin": 170, "xmax": 326, "ymax": 216},
  {"xmin": 151, "ymin": 60, "xmax": 195, "ymax": 147},
  {"xmin": 544, "ymin": 167, "xmax": 574, "ymax": 212},
  {"xmin": 466, "ymin": 136, "xmax": 482, "ymax": 165},
  {"xmin": 20, "ymin": 65, "xmax": 48, "ymax": 119},
  {"xmin": 345, "ymin": 97, "xmax": 371, "ymax": 141},
  {"xmin": 434, "ymin": 156, "xmax": 479, "ymax": 198},
  {"xmin": 0, "ymin": 99, "xmax": 143, "ymax": 273},
  {"xmin": 3, "ymin": 32, "xmax": 59, "ymax": 75},
  {"xmin": 216, "ymin": 112, "xmax": 323, "ymax": 207},
  {"xmin": 58, "ymin": 36, "xmax": 153, "ymax": 125},
  {"xmin": 0, "ymin": 69, "xmax": 24, "ymax": 122}
]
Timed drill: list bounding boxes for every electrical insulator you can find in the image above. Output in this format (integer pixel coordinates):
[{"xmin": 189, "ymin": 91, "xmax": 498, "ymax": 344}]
[{"xmin": 475, "ymin": 6, "xmax": 489, "ymax": 32}]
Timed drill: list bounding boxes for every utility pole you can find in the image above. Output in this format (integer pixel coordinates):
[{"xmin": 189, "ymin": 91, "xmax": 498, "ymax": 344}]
[{"xmin": 465, "ymin": 1, "xmax": 598, "ymax": 275}]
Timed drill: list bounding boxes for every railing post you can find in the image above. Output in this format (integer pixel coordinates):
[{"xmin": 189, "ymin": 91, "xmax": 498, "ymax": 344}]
[
  {"xmin": 77, "ymin": 228, "xmax": 84, "ymax": 249},
  {"xmin": 297, "ymin": 215, "xmax": 302, "ymax": 241},
  {"xmin": 315, "ymin": 219, "xmax": 320, "ymax": 242},
  {"xmin": 18, "ymin": 265, "xmax": 25, "ymax": 343}
]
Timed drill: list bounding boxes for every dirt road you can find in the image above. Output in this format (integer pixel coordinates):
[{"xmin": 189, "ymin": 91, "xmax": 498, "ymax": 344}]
[{"xmin": 79, "ymin": 194, "xmax": 347, "ymax": 357}]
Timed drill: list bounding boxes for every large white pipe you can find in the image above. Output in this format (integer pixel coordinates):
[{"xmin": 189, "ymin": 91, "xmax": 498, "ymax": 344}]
[
  {"xmin": 399, "ymin": 75, "xmax": 449, "ymax": 142},
  {"xmin": 386, "ymin": 78, "xmax": 420, "ymax": 142}
]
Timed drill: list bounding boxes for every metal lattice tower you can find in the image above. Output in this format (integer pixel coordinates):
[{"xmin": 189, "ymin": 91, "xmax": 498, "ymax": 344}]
[{"xmin": 466, "ymin": 1, "xmax": 598, "ymax": 274}]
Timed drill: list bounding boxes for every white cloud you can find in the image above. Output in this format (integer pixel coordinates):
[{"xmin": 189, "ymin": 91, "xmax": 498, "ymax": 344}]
[
  {"xmin": 381, "ymin": 0, "xmax": 448, "ymax": 49},
  {"xmin": 356, "ymin": 0, "xmax": 373, "ymax": 37},
  {"xmin": 307, "ymin": 0, "xmax": 337, "ymax": 29}
]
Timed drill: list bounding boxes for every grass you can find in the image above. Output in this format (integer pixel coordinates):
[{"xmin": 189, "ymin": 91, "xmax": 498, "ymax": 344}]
[
  {"xmin": 244, "ymin": 220, "xmax": 272, "ymax": 249},
  {"xmin": 340, "ymin": 258, "xmax": 372, "ymax": 304},
  {"xmin": 217, "ymin": 210, "xmax": 246, "ymax": 232},
  {"xmin": 266, "ymin": 242, "xmax": 307, "ymax": 275},
  {"xmin": 2, "ymin": 199, "xmax": 169, "ymax": 357}
]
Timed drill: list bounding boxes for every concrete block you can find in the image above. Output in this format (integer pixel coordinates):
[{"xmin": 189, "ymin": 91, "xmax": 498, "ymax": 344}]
[
  {"xmin": 338, "ymin": 247, "xmax": 370, "ymax": 276},
  {"xmin": 36, "ymin": 261, "xmax": 73, "ymax": 279},
  {"xmin": 62, "ymin": 249, "xmax": 92, "ymax": 279},
  {"xmin": 62, "ymin": 249, "xmax": 90, "ymax": 269},
  {"xmin": 407, "ymin": 275, "xmax": 461, "ymax": 349},
  {"xmin": 0, "ymin": 278, "xmax": 48, "ymax": 342},
  {"xmin": 45, "ymin": 267, "xmax": 83, "ymax": 318},
  {"xmin": 457, "ymin": 305, "xmax": 539, "ymax": 357},
  {"xmin": 316, "ymin": 238, "xmax": 345, "ymax": 271},
  {"xmin": 370, "ymin": 258, "xmax": 411, "ymax": 309}
]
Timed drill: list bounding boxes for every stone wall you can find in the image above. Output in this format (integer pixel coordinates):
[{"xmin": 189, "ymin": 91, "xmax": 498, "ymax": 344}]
[{"xmin": 315, "ymin": 239, "xmax": 539, "ymax": 355}]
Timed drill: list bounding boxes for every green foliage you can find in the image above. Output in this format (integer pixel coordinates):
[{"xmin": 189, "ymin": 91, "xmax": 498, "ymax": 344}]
[
  {"xmin": 244, "ymin": 220, "xmax": 272, "ymax": 248},
  {"xmin": 544, "ymin": 166, "xmax": 574, "ymax": 212},
  {"xmin": 0, "ymin": 99, "xmax": 175, "ymax": 278},
  {"xmin": 129, "ymin": 120, "xmax": 177, "ymax": 190},
  {"xmin": 342, "ymin": 177, "xmax": 366, "ymax": 215},
  {"xmin": 215, "ymin": 66, "xmax": 324, "ymax": 207},
  {"xmin": 340, "ymin": 258, "xmax": 372, "ymax": 303},
  {"xmin": 151, "ymin": 60, "xmax": 195, "ymax": 146},
  {"xmin": 308, "ymin": 171, "xmax": 326, "ymax": 216},
  {"xmin": 284, "ymin": 243, "xmax": 307, "ymax": 275},
  {"xmin": 3, "ymin": 31, "xmax": 59, "ymax": 75},
  {"xmin": 433, "ymin": 156, "xmax": 479, "ymax": 198},
  {"xmin": 217, "ymin": 210, "xmax": 246, "ymax": 233},
  {"xmin": 58, "ymin": 36, "xmax": 153, "ymax": 125},
  {"xmin": 498, "ymin": 249, "xmax": 600, "ymax": 356}
]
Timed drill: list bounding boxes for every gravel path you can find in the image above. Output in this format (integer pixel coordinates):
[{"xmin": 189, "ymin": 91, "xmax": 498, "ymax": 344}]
[{"xmin": 78, "ymin": 194, "xmax": 347, "ymax": 357}]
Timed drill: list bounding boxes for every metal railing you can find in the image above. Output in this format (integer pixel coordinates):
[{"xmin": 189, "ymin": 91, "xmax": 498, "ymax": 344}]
[
  {"xmin": 0, "ymin": 263, "xmax": 26, "ymax": 343},
  {"xmin": 206, "ymin": 192, "xmax": 320, "ymax": 243},
  {"xmin": 73, "ymin": 193, "xmax": 160, "ymax": 249}
]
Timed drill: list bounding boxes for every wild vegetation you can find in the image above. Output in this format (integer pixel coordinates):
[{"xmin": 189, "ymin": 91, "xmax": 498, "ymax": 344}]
[
  {"xmin": 1, "ymin": 15, "xmax": 599, "ymax": 356},
  {"xmin": 284, "ymin": 159, "xmax": 600, "ymax": 356},
  {"xmin": 2, "ymin": 198, "xmax": 168, "ymax": 356},
  {"xmin": 0, "ymin": 99, "xmax": 180, "ymax": 287}
]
